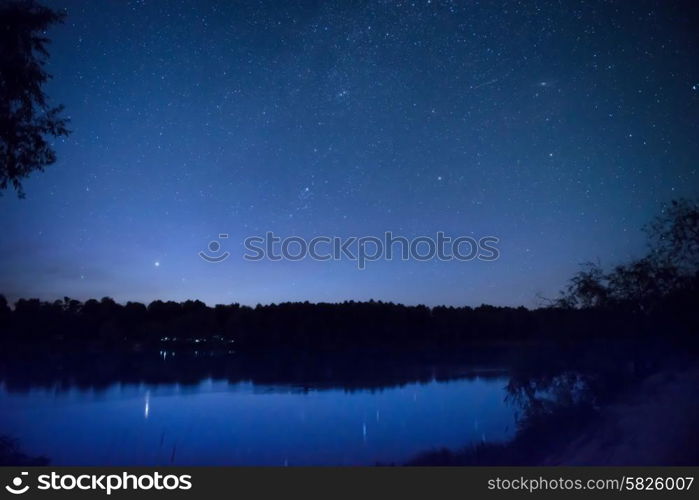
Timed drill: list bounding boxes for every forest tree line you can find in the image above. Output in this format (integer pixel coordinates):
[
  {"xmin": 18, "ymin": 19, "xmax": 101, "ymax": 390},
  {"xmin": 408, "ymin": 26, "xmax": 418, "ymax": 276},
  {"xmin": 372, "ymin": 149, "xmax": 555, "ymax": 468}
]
[{"xmin": 1, "ymin": 199, "xmax": 697, "ymax": 350}]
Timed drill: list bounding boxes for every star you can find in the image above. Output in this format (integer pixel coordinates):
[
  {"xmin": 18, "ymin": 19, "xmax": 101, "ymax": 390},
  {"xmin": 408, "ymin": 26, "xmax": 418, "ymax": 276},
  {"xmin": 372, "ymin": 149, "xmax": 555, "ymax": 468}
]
[{"xmin": 2, "ymin": 0, "xmax": 694, "ymax": 310}]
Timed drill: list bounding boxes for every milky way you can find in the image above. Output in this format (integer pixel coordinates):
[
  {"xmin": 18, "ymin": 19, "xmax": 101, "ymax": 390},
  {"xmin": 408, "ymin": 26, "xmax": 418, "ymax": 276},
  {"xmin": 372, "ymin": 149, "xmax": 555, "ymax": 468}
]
[{"xmin": 1, "ymin": 0, "xmax": 698, "ymax": 307}]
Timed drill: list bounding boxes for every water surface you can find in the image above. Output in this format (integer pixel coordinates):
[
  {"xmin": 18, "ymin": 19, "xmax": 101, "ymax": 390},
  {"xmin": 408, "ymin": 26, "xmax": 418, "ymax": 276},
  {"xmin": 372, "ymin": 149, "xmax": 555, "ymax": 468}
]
[{"xmin": 0, "ymin": 354, "xmax": 515, "ymax": 465}]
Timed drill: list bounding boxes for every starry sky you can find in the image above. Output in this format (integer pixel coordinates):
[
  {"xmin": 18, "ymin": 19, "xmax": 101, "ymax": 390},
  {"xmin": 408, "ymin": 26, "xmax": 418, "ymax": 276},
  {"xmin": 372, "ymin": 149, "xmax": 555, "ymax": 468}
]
[{"xmin": 1, "ymin": 0, "xmax": 698, "ymax": 307}]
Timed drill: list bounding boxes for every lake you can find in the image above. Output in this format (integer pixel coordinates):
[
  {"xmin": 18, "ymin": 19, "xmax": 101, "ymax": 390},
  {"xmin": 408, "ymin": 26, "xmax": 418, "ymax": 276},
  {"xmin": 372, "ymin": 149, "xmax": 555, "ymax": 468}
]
[{"xmin": 0, "ymin": 350, "xmax": 516, "ymax": 465}]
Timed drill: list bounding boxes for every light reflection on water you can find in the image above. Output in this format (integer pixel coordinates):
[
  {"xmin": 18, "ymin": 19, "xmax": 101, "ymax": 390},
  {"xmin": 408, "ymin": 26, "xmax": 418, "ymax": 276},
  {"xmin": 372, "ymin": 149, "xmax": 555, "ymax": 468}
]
[{"xmin": 0, "ymin": 375, "xmax": 514, "ymax": 465}]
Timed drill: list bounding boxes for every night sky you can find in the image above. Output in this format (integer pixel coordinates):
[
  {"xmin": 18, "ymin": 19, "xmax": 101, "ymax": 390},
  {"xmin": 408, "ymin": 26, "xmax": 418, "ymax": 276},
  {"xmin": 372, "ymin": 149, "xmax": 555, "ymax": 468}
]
[{"xmin": 1, "ymin": 0, "xmax": 698, "ymax": 307}]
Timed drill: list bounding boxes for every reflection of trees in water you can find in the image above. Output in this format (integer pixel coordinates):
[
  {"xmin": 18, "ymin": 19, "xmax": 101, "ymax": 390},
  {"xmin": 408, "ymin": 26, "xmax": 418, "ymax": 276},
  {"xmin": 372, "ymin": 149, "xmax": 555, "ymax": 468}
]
[
  {"xmin": 1, "ymin": 339, "xmax": 694, "ymax": 466},
  {"xmin": 504, "ymin": 338, "xmax": 670, "ymax": 428},
  {"xmin": 408, "ymin": 337, "xmax": 695, "ymax": 465},
  {"xmin": 0, "ymin": 347, "xmax": 513, "ymax": 466},
  {"xmin": 0, "ymin": 347, "xmax": 512, "ymax": 394},
  {"xmin": 506, "ymin": 370, "xmax": 593, "ymax": 424},
  {"xmin": 0, "ymin": 339, "xmax": 677, "ymax": 399}
]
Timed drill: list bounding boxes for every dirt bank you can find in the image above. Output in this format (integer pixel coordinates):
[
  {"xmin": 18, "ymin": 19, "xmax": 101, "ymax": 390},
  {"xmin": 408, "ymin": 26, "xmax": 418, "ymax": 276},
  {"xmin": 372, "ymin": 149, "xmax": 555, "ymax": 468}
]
[{"xmin": 544, "ymin": 368, "xmax": 699, "ymax": 465}]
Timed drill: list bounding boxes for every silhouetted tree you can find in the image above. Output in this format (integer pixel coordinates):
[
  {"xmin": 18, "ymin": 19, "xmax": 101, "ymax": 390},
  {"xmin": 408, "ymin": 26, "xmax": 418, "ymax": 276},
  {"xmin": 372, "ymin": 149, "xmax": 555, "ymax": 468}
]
[
  {"xmin": 559, "ymin": 198, "xmax": 699, "ymax": 314},
  {"xmin": 0, "ymin": 294, "xmax": 9, "ymax": 329},
  {"xmin": 647, "ymin": 199, "xmax": 699, "ymax": 275},
  {"xmin": 0, "ymin": 0, "xmax": 69, "ymax": 197},
  {"xmin": 556, "ymin": 261, "xmax": 610, "ymax": 309},
  {"xmin": 0, "ymin": 201, "xmax": 696, "ymax": 349}
]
